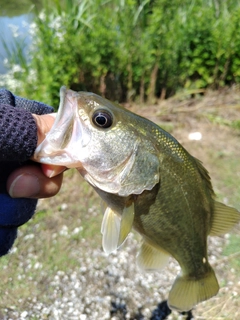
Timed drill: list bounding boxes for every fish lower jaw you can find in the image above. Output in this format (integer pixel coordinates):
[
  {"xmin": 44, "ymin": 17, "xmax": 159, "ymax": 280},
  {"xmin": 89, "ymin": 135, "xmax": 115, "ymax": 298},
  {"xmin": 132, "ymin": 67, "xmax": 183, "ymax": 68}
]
[{"xmin": 36, "ymin": 155, "xmax": 82, "ymax": 168}]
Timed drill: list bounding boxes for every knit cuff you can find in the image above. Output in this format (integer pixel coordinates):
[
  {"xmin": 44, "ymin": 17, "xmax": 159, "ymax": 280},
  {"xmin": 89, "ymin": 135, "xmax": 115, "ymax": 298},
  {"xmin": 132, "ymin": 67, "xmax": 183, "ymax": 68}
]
[{"xmin": 0, "ymin": 105, "xmax": 38, "ymax": 161}]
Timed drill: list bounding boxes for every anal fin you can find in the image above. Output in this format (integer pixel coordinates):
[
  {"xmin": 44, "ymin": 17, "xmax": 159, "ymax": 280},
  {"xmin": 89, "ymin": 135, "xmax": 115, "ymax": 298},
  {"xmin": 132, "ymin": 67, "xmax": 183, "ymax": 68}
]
[
  {"xmin": 168, "ymin": 265, "xmax": 219, "ymax": 312},
  {"xmin": 137, "ymin": 240, "xmax": 169, "ymax": 271},
  {"xmin": 210, "ymin": 201, "xmax": 240, "ymax": 236}
]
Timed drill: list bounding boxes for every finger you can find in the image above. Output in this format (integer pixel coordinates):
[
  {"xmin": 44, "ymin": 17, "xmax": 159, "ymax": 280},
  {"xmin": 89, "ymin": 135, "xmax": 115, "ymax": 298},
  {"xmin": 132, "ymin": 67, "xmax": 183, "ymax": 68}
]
[
  {"xmin": 6, "ymin": 164, "xmax": 63, "ymax": 199},
  {"xmin": 41, "ymin": 163, "xmax": 67, "ymax": 178},
  {"xmin": 32, "ymin": 113, "xmax": 56, "ymax": 146}
]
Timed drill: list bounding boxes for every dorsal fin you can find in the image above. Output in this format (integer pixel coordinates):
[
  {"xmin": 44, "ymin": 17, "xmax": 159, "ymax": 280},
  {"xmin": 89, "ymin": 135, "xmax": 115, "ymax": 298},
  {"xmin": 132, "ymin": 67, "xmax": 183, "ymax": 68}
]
[
  {"xmin": 193, "ymin": 158, "xmax": 239, "ymax": 235},
  {"xmin": 193, "ymin": 157, "xmax": 215, "ymax": 196},
  {"xmin": 209, "ymin": 201, "xmax": 240, "ymax": 236}
]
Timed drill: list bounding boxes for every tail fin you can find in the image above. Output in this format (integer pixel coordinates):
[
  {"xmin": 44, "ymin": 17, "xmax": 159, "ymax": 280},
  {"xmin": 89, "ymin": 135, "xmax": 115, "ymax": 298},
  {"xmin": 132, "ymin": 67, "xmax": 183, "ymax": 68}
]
[{"xmin": 168, "ymin": 266, "xmax": 219, "ymax": 312}]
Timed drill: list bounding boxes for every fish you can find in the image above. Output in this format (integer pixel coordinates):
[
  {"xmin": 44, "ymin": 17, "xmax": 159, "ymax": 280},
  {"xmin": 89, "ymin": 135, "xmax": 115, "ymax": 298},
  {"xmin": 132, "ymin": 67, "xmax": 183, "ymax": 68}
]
[{"xmin": 34, "ymin": 86, "xmax": 239, "ymax": 312}]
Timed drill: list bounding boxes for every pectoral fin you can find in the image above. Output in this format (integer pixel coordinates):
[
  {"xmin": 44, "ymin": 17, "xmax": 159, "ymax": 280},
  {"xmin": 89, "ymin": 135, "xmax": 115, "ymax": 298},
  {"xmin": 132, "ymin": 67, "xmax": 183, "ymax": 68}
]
[
  {"xmin": 137, "ymin": 240, "xmax": 169, "ymax": 271},
  {"xmin": 209, "ymin": 201, "xmax": 240, "ymax": 236},
  {"xmin": 118, "ymin": 203, "xmax": 135, "ymax": 248},
  {"xmin": 101, "ymin": 203, "xmax": 134, "ymax": 254},
  {"xmin": 101, "ymin": 207, "xmax": 120, "ymax": 254}
]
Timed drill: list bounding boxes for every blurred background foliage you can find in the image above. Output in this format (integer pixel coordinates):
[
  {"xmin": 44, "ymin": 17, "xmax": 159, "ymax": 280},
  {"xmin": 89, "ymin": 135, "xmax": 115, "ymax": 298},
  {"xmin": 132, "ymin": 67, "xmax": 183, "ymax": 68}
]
[
  {"xmin": 2, "ymin": 0, "xmax": 240, "ymax": 108},
  {"xmin": 0, "ymin": 0, "xmax": 42, "ymax": 17}
]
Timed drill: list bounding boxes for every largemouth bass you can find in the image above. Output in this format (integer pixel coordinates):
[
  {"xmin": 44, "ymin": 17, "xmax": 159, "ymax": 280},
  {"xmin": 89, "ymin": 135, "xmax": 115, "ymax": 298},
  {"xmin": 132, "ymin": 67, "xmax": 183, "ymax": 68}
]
[{"xmin": 34, "ymin": 87, "xmax": 239, "ymax": 311}]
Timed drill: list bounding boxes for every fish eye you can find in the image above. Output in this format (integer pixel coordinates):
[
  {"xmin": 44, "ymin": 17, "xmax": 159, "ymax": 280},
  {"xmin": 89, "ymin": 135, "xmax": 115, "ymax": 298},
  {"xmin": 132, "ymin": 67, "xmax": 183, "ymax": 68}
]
[{"xmin": 92, "ymin": 110, "xmax": 113, "ymax": 129}]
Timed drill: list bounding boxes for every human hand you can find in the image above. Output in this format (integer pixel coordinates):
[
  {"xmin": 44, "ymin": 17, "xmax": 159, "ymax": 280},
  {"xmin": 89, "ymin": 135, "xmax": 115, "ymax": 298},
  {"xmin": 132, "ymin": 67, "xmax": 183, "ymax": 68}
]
[
  {"xmin": 0, "ymin": 90, "xmax": 65, "ymax": 256},
  {"xmin": 6, "ymin": 113, "xmax": 66, "ymax": 199}
]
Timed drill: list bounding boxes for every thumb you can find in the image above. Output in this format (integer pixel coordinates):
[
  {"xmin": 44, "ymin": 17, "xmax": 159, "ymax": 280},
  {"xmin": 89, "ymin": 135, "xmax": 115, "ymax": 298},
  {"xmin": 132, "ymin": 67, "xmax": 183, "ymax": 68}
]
[{"xmin": 7, "ymin": 164, "xmax": 63, "ymax": 199}]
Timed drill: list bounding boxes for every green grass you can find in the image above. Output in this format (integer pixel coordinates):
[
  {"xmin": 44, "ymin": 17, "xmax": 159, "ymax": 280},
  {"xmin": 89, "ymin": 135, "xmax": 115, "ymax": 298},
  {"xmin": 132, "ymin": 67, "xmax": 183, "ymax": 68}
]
[{"xmin": 204, "ymin": 113, "xmax": 240, "ymax": 132}]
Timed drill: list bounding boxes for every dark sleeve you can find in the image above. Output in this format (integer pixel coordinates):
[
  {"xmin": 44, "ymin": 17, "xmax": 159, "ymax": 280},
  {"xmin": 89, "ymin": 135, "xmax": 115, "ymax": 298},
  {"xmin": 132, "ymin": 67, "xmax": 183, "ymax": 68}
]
[{"xmin": 0, "ymin": 104, "xmax": 38, "ymax": 162}]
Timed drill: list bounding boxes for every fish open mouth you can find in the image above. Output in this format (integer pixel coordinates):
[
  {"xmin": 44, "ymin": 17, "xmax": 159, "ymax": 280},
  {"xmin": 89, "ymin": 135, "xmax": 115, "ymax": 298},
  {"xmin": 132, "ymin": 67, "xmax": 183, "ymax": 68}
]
[{"xmin": 33, "ymin": 86, "xmax": 88, "ymax": 168}]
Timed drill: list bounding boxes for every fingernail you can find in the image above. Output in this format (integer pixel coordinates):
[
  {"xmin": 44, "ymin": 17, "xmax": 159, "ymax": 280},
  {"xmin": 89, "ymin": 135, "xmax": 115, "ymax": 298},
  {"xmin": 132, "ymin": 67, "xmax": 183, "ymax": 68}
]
[
  {"xmin": 43, "ymin": 167, "xmax": 58, "ymax": 178},
  {"xmin": 9, "ymin": 173, "xmax": 40, "ymax": 198},
  {"xmin": 42, "ymin": 165, "xmax": 66, "ymax": 178}
]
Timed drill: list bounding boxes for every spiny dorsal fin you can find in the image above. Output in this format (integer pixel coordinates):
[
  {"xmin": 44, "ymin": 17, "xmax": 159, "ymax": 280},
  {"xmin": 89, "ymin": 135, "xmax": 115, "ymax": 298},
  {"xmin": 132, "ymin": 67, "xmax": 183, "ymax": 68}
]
[
  {"xmin": 193, "ymin": 157, "xmax": 215, "ymax": 196},
  {"xmin": 101, "ymin": 207, "xmax": 120, "ymax": 254},
  {"xmin": 209, "ymin": 201, "xmax": 240, "ymax": 236},
  {"xmin": 137, "ymin": 240, "xmax": 169, "ymax": 271},
  {"xmin": 118, "ymin": 202, "xmax": 135, "ymax": 248}
]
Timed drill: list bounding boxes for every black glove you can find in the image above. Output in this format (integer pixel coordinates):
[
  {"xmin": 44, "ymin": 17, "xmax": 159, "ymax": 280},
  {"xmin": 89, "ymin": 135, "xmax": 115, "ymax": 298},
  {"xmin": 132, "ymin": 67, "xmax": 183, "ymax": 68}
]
[{"xmin": 0, "ymin": 89, "xmax": 54, "ymax": 115}]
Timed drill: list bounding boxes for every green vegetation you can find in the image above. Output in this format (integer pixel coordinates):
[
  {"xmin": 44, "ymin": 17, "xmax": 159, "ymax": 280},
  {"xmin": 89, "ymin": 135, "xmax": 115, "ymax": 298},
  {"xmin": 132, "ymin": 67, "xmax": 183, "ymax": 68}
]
[
  {"xmin": 205, "ymin": 114, "xmax": 240, "ymax": 131},
  {"xmin": 2, "ymin": 0, "xmax": 240, "ymax": 107},
  {"xmin": 0, "ymin": 0, "xmax": 42, "ymax": 17}
]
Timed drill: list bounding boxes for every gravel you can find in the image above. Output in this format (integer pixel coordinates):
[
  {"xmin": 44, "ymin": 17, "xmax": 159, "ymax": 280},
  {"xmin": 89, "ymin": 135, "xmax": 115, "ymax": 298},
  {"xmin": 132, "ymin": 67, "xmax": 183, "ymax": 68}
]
[{"xmin": 2, "ymin": 230, "xmax": 228, "ymax": 320}]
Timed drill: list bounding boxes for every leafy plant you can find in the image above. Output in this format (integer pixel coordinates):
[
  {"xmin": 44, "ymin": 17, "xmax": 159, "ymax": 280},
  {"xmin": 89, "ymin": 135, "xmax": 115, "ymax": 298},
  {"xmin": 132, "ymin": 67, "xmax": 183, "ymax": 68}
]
[{"xmin": 2, "ymin": 0, "xmax": 240, "ymax": 104}]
